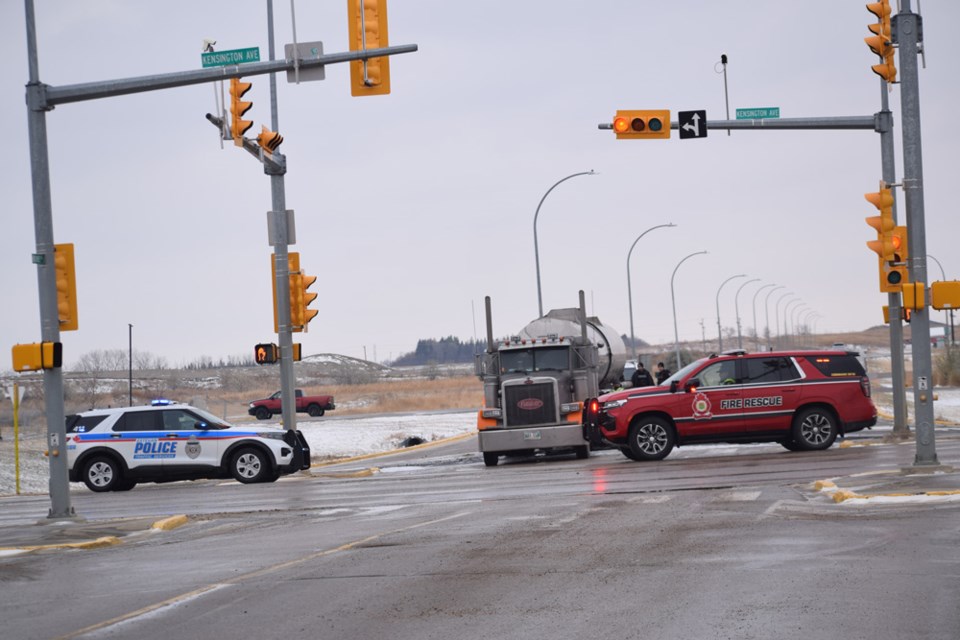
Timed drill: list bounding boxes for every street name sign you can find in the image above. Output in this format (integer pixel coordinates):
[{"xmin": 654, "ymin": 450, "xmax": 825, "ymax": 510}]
[
  {"xmin": 201, "ymin": 47, "xmax": 261, "ymax": 68},
  {"xmin": 736, "ymin": 107, "xmax": 780, "ymax": 119}
]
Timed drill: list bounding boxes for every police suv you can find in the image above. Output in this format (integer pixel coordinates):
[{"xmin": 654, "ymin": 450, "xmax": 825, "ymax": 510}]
[
  {"xmin": 66, "ymin": 402, "xmax": 311, "ymax": 491},
  {"xmin": 583, "ymin": 349, "xmax": 877, "ymax": 461}
]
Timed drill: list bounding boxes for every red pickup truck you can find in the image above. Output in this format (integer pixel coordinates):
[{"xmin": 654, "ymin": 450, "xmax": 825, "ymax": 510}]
[{"xmin": 248, "ymin": 389, "xmax": 336, "ymax": 420}]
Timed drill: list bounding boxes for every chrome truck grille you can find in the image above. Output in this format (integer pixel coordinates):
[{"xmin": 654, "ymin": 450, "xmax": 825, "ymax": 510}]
[{"xmin": 503, "ymin": 381, "xmax": 558, "ymax": 427}]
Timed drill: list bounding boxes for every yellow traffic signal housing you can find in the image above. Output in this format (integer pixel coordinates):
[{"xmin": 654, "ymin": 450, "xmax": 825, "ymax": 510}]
[
  {"xmin": 229, "ymin": 78, "xmax": 253, "ymax": 146},
  {"xmin": 257, "ymin": 126, "xmax": 283, "ymax": 154},
  {"xmin": 54, "ymin": 243, "xmax": 78, "ymax": 331},
  {"xmin": 292, "ymin": 343, "xmax": 302, "ymax": 362},
  {"xmin": 300, "ymin": 273, "xmax": 319, "ymax": 329},
  {"xmin": 866, "ymin": 1, "xmax": 896, "ymax": 83},
  {"xmin": 613, "ymin": 110, "xmax": 671, "ymax": 139},
  {"xmin": 271, "ymin": 252, "xmax": 301, "ymax": 333},
  {"xmin": 865, "ymin": 186, "xmax": 896, "ymax": 262},
  {"xmin": 881, "ymin": 225, "xmax": 909, "ymax": 292},
  {"xmin": 289, "ymin": 273, "xmax": 305, "ymax": 329},
  {"xmin": 931, "ymin": 281, "xmax": 960, "ymax": 310},
  {"xmin": 348, "ymin": 0, "xmax": 391, "ymax": 96},
  {"xmin": 12, "ymin": 342, "xmax": 62, "ymax": 372},
  {"xmin": 255, "ymin": 343, "xmax": 278, "ymax": 364},
  {"xmin": 901, "ymin": 281, "xmax": 925, "ymax": 311}
]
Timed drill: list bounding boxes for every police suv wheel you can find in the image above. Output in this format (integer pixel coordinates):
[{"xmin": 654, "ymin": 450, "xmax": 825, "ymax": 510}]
[
  {"xmin": 627, "ymin": 416, "xmax": 675, "ymax": 461},
  {"xmin": 792, "ymin": 407, "xmax": 838, "ymax": 451},
  {"xmin": 83, "ymin": 455, "xmax": 122, "ymax": 492},
  {"xmin": 231, "ymin": 447, "xmax": 269, "ymax": 483}
]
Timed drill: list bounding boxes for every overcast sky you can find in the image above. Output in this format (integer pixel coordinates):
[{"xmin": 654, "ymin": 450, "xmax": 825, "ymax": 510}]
[{"xmin": 3, "ymin": 1, "xmax": 958, "ymax": 368}]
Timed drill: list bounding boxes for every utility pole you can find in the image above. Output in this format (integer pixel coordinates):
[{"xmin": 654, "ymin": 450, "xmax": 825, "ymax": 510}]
[{"xmin": 897, "ymin": 1, "xmax": 941, "ymax": 467}]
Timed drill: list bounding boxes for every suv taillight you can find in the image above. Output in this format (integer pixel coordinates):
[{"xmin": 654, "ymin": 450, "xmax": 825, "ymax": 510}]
[{"xmin": 860, "ymin": 377, "xmax": 871, "ymax": 398}]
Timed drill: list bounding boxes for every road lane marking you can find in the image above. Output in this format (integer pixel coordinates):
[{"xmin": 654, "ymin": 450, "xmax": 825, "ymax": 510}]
[{"xmin": 56, "ymin": 510, "xmax": 471, "ymax": 640}]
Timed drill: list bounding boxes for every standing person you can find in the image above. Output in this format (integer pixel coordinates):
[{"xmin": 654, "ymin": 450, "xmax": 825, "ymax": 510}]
[
  {"xmin": 655, "ymin": 361, "xmax": 671, "ymax": 385},
  {"xmin": 631, "ymin": 362, "xmax": 654, "ymax": 388}
]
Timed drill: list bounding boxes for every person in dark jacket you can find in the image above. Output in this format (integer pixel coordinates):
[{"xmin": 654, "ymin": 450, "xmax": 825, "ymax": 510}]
[
  {"xmin": 631, "ymin": 362, "xmax": 654, "ymax": 387},
  {"xmin": 655, "ymin": 361, "xmax": 671, "ymax": 385}
]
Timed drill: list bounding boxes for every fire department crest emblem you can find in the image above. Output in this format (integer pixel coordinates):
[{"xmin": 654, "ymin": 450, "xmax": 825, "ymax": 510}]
[{"xmin": 691, "ymin": 392, "xmax": 712, "ymax": 420}]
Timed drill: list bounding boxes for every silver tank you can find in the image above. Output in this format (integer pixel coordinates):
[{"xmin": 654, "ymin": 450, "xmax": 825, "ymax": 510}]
[{"xmin": 518, "ymin": 308, "xmax": 627, "ymax": 387}]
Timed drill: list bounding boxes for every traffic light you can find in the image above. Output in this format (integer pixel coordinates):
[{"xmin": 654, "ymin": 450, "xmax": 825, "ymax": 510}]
[
  {"xmin": 12, "ymin": 342, "xmax": 62, "ymax": 372},
  {"xmin": 901, "ymin": 281, "xmax": 925, "ymax": 311},
  {"xmin": 347, "ymin": 0, "xmax": 391, "ymax": 97},
  {"xmin": 255, "ymin": 343, "xmax": 278, "ymax": 364},
  {"xmin": 257, "ymin": 126, "xmax": 283, "ymax": 154},
  {"xmin": 612, "ymin": 110, "xmax": 671, "ymax": 139},
  {"xmin": 271, "ymin": 252, "xmax": 301, "ymax": 333},
  {"xmin": 865, "ymin": 186, "xmax": 895, "ymax": 261},
  {"xmin": 883, "ymin": 225, "xmax": 909, "ymax": 291},
  {"xmin": 300, "ymin": 272, "xmax": 319, "ymax": 329},
  {"xmin": 229, "ymin": 78, "xmax": 253, "ymax": 146},
  {"xmin": 53, "ymin": 243, "xmax": 78, "ymax": 331},
  {"xmin": 866, "ymin": 1, "xmax": 896, "ymax": 83}
]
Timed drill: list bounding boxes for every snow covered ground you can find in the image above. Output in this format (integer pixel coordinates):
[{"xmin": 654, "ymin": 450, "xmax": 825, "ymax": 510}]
[
  {"xmin": 0, "ymin": 410, "xmax": 477, "ymax": 496},
  {"xmin": 3, "ymin": 389, "xmax": 960, "ymax": 498}
]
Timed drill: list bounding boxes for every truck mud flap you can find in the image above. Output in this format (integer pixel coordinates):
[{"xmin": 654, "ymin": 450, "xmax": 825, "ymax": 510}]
[
  {"xmin": 285, "ymin": 430, "xmax": 312, "ymax": 470},
  {"xmin": 581, "ymin": 399, "xmax": 606, "ymax": 446}
]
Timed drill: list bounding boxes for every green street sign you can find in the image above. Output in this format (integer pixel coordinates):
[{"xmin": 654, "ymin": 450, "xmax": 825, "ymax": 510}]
[
  {"xmin": 736, "ymin": 107, "xmax": 780, "ymax": 120},
  {"xmin": 201, "ymin": 47, "xmax": 261, "ymax": 68}
]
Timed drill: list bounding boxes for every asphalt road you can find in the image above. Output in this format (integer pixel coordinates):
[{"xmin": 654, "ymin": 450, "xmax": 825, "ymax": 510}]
[{"xmin": 1, "ymin": 430, "xmax": 959, "ymax": 640}]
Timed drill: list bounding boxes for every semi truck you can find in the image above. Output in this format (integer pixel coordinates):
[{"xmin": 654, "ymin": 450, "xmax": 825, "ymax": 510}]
[{"xmin": 474, "ymin": 291, "xmax": 627, "ymax": 466}]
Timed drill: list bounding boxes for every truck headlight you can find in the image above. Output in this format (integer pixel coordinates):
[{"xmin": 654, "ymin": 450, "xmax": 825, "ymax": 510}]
[
  {"xmin": 560, "ymin": 402, "xmax": 581, "ymax": 414},
  {"xmin": 602, "ymin": 399, "xmax": 627, "ymax": 410},
  {"xmin": 481, "ymin": 408, "xmax": 502, "ymax": 419}
]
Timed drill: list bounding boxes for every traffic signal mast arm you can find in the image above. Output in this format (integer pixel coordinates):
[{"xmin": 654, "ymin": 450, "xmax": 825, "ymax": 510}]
[
  {"xmin": 31, "ymin": 44, "xmax": 417, "ymax": 110},
  {"xmin": 599, "ymin": 114, "xmax": 879, "ymax": 133}
]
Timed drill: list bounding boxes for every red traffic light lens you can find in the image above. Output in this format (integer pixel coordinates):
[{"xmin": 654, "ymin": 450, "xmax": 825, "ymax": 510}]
[{"xmin": 630, "ymin": 117, "xmax": 646, "ymax": 132}]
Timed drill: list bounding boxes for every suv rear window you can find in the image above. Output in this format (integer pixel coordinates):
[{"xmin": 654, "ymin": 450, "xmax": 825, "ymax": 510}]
[
  {"xmin": 807, "ymin": 354, "xmax": 866, "ymax": 377},
  {"xmin": 66, "ymin": 414, "xmax": 108, "ymax": 433}
]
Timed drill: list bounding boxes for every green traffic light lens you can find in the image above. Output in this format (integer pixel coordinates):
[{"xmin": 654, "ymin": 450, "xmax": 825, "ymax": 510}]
[
  {"xmin": 649, "ymin": 118, "xmax": 663, "ymax": 132},
  {"xmin": 887, "ymin": 271, "xmax": 902, "ymax": 285}
]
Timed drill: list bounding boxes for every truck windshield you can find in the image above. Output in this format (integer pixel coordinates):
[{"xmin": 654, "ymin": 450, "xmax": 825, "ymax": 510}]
[{"xmin": 501, "ymin": 346, "xmax": 569, "ymax": 373}]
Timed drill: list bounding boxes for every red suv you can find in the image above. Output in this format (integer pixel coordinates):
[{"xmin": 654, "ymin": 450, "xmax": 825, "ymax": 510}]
[{"xmin": 583, "ymin": 349, "xmax": 877, "ymax": 461}]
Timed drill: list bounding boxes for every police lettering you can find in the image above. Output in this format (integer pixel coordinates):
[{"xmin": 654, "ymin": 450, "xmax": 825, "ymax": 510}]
[{"xmin": 133, "ymin": 439, "xmax": 178, "ymax": 458}]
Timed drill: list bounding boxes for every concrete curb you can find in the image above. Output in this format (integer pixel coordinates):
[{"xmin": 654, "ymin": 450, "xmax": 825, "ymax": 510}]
[
  {"xmin": 813, "ymin": 477, "xmax": 960, "ymax": 504},
  {"xmin": 151, "ymin": 514, "xmax": 189, "ymax": 531}
]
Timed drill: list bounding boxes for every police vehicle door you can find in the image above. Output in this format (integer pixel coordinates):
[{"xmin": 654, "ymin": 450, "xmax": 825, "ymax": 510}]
[
  {"xmin": 674, "ymin": 359, "xmax": 744, "ymax": 438},
  {"xmin": 110, "ymin": 409, "xmax": 165, "ymax": 473},
  {"xmin": 159, "ymin": 408, "xmax": 220, "ymax": 469}
]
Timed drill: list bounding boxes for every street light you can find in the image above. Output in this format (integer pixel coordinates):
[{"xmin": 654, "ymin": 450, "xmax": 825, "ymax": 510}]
[
  {"xmin": 626, "ymin": 223, "xmax": 677, "ymax": 358},
  {"xmin": 775, "ymin": 292, "xmax": 797, "ymax": 350},
  {"xmin": 671, "ymin": 251, "xmax": 708, "ymax": 370},
  {"xmin": 752, "ymin": 283, "xmax": 776, "ymax": 351},
  {"xmin": 793, "ymin": 304, "xmax": 811, "ymax": 346},
  {"xmin": 763, "ymin": 285, "xmax": 785, "ymax": 351},
  {"xmin": 715, "ymin": 274, "xmax": 746, "ymax": 353},
  {"xmin": 783, "ymin": 299, "xmax": 803, "ymax": 347},
  {"xmin": 533, "ymin": 170, "xmax": 596, "ymax": 317},
  {"xmin": 733, "ymin": 278, "xmax": 760, "ymax": 350},
  {"xmin": 928, "ymin": 254, "xmax": 955, "ymax": 345}
]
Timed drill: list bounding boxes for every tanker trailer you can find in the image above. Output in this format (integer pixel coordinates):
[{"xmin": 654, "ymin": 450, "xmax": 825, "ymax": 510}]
[{"xmin": 474, "ymin": 291, "xmax": 627, "ymax": 467}]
